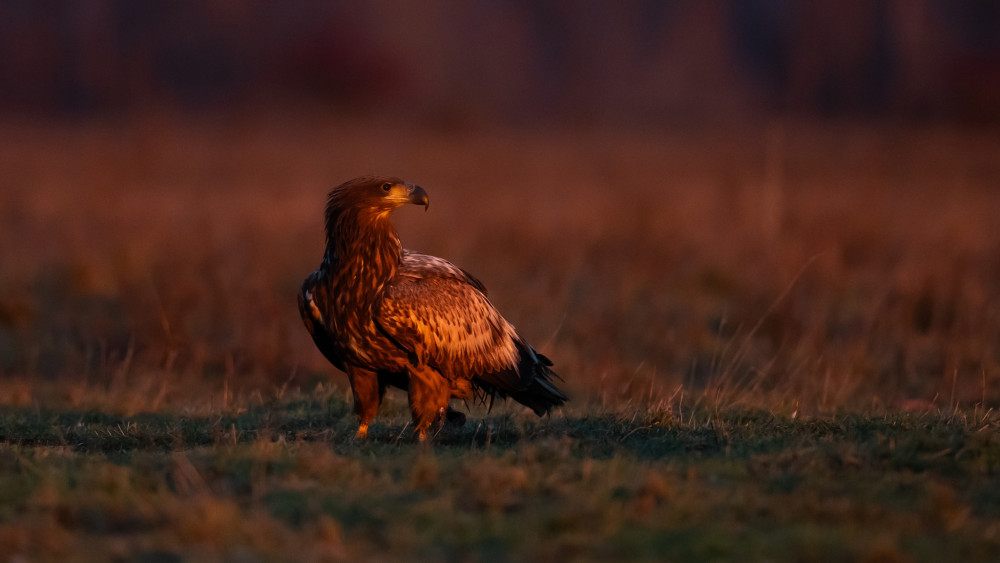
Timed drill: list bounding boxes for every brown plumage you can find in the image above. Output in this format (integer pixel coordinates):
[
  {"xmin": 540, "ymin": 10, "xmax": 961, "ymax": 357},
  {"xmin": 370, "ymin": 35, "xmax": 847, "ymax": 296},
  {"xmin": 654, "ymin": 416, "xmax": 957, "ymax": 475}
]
[{"xmin": 299, "ymin": 176, "xmax": 567, "ymax": 440}]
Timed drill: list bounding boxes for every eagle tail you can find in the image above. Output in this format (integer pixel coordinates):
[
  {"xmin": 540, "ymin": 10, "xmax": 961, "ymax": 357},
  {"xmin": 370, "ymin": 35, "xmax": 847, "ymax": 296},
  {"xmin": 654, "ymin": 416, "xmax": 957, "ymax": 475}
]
[
  {"xmin": 475, "ymin": 341, "xmax": 567, "ymax": 416},
  {"xmin": 508, "ymin": 375, "xmax": 568, "ymax": 416}
]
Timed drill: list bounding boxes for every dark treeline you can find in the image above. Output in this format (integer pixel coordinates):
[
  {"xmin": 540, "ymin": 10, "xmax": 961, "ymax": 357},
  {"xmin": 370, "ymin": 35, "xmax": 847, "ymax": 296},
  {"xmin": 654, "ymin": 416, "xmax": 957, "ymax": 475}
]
[{"xmin": 0, "ymin": 0, "xmax": 998, "ymax": 122}]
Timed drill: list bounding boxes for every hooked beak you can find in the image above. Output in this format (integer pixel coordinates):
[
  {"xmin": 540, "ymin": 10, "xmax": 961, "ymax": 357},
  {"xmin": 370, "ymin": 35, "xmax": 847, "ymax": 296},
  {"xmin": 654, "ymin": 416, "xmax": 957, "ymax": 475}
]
[{"xmin": 407, "ymin": 184, "xmax": 429, "ymax": 211}]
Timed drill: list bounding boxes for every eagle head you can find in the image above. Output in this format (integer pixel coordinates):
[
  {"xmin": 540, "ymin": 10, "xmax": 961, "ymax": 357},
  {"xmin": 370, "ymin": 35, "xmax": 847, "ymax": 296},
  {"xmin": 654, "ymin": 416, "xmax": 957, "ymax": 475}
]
[{"xmin": 327, "ymin": 176, "xmax": 429, "ymax": 217}]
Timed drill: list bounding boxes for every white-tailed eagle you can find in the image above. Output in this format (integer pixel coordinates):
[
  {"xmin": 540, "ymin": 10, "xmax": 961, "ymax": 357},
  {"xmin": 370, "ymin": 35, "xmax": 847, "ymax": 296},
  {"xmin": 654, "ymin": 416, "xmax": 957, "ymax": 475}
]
[{"xmin": 298, "ymin": 176, "xmax": 566, "ymax": 440}]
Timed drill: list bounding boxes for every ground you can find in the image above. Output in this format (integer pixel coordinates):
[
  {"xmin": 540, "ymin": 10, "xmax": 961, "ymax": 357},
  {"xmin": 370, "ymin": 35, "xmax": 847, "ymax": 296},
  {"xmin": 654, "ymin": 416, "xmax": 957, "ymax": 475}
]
[
  {"xmin": 0, "ymin": 113, "xmax": 998, "ymax": 560},
  {"xmin": 1, "ymin": 397, "xmax": 999, "ymax": 561}
]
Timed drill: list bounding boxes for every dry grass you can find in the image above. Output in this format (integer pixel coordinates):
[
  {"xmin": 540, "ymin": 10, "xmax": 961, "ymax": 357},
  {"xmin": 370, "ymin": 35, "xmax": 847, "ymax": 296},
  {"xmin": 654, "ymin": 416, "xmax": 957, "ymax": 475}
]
[{"xmin": 2, "ymin": 112, "xmax": 997, "ymax": 414}]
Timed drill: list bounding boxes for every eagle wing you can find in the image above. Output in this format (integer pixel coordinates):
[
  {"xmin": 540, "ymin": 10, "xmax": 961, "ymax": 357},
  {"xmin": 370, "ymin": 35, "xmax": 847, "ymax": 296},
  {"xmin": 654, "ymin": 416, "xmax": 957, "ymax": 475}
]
[
  {"xmin": 298, "ymin": 270, "xmax": 345, "ymax": 371},
  {"xmin": 373, "ymin": 252, "xmax": 524, "ymax": 390}
]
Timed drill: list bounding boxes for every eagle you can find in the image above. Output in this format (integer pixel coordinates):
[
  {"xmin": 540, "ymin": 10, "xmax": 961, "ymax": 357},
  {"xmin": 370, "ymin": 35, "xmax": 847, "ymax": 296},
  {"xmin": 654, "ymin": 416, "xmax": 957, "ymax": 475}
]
[{"xmin": 298, "ymin": 176, "xmax": 567, "ymax": 440}]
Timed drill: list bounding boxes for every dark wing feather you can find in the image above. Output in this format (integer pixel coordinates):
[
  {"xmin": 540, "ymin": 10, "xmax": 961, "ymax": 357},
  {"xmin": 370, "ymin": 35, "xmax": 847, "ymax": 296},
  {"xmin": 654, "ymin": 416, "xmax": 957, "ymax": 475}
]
[{"xmin": 298, "ymin": 271, "xmax": 345, "ymax": 371}]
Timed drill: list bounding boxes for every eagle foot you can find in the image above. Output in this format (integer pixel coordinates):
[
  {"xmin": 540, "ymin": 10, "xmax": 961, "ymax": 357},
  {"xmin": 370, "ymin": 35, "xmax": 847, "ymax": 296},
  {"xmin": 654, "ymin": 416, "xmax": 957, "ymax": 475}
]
[{"xmin": 445, "ymin": 407, "xmax": 467, "ymax": 427}]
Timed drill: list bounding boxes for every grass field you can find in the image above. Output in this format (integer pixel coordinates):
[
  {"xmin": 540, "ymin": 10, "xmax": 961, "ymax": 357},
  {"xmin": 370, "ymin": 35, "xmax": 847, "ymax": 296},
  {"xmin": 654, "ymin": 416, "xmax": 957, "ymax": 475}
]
[
  {"xmin": 1, "ymin": 112, "xmax": 999, "ymax": 560},
  {"xmin": 1, "ymin": 399, "xmax": 999, "ymax": 561}
]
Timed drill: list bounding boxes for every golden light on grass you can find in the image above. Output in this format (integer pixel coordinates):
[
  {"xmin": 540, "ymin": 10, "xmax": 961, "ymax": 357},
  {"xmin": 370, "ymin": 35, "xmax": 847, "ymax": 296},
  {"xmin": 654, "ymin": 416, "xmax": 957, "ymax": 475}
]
[{"xmin": 3, "ymin": 117, "xmax": 998, "ymax": 417}]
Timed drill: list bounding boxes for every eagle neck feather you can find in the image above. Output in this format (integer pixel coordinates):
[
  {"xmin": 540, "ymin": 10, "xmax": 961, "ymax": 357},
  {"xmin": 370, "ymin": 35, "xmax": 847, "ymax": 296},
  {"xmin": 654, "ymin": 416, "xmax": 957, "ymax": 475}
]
[{"xmin": 324, "ymin": 208, "xmax": 401, "ymax": 305}]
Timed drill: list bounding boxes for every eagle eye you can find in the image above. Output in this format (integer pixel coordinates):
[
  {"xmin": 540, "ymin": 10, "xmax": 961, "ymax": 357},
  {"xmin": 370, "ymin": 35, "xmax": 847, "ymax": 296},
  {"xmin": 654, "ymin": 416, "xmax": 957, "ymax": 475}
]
[{"xmin": 381, "ymin": 183, "xmax": 392, "ymax": 192}]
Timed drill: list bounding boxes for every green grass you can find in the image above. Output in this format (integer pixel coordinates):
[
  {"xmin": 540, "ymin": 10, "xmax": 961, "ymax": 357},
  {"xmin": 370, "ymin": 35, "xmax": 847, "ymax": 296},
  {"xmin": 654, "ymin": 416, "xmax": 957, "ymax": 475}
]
[{"xmin": 1, "ymin": 394, "xmax": 998, "ymax": 561}]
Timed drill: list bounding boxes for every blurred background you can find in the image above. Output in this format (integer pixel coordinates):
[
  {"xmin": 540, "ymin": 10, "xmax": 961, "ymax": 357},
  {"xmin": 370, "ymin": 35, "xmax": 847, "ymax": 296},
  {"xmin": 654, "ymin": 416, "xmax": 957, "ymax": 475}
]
[
  {"xmin": 1, "ymin": 1, "xmax": 999, "ymax": 414},
  {"xmin": 1, "ymin": 0, "xmax": 999, "ymax": 123}
]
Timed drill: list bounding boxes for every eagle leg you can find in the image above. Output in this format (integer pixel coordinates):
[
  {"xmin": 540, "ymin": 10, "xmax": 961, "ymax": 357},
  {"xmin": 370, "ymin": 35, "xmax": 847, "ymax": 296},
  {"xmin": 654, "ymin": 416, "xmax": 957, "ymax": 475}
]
[
  {"xmin": 346, "ymin": 365, "xmax": 382, "ymax": 440},
  {"xmin": 407, "ymin": 366, "xmax": 451, "ymax": 441}
]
